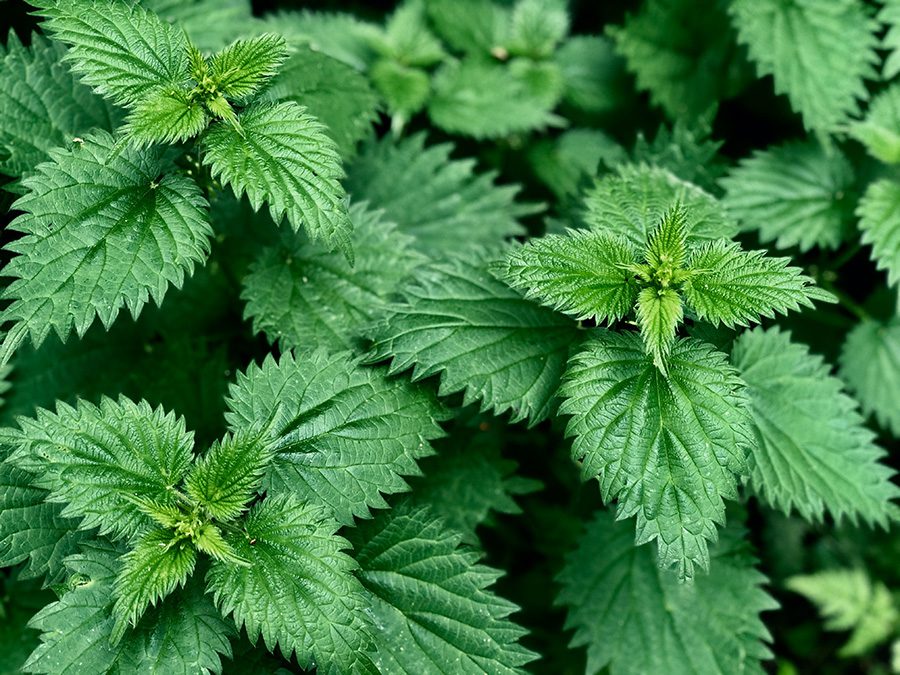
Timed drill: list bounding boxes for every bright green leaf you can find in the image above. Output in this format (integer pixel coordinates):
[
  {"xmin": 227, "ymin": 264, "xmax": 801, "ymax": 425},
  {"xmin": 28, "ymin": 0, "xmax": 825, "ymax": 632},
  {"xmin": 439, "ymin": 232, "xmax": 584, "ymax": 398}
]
[
  {"xmin": 209, "ymin": 34, "xmax": 287, "ymax": 102},
  {"xmin": 840, "ymin": 318, "xmax": 900, "ymax": 436},
  {"xmin": 857, "ymin": 178, "xmax": 900, "ymax": 288}
]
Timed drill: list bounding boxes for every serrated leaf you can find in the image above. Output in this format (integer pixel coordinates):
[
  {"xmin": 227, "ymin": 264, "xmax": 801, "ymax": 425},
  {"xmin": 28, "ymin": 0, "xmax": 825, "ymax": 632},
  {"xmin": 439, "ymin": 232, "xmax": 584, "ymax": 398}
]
[
  {"xmin": 369, "ymin": 59, "xmax": 430, "ymax": 120},
  {"xmin": 720, "ymin": 140, "xmax": 855, "ymax": 251},
  {"xmin": 345, "ymin": 133, "xmax": 532, "ymax": 252},
  {"xmin": 609, "ymin": 0, "xmax": 750, "ymax": 120},
  {"xmin": 497, "ymin": 230, "xmax": 638, "ymax": 323},
  {"xmin": 851, "ymin": 84, "xmax": 900, "ymax": 163},
  {"xmin": 528, "ymin": 128, "xmax": 628, "ymax": 200},
  {"xmin": 0, "ymin": 130, "xmax": 211, "ymax": 365},
  {"xmin": 683, "ymin": 240, "xmax": 832, "ymax": 327},
  {"xmin": 558, "ymin": 510, "xmax": 776, "ymax": 675},
  {"xmin": 243, "ymin": 202, "xmax": 422, "ymax": 350},
  {"xmin": 0, "ymin": 461, "xmax": 87, "ymax": 583},
  {"xmin": 424, "ymin": 0, "xmax": 510, "ymax": 56},
  {"xmin": 787, "ymin": 568, "xmax": 898, "ymax": 657},
  {"xmin": 185, "ymin": 430, "xmax": 274, "ymax": 523},
  {"xmin": 26, "ymin": 543, "xmax": 234, "ymax": 675},
  {"xmin": 225, "ymin": 349, "xmax": 444, "ymax": 524},
  {"xmin": 733, "ymin": 327, "xmax": 899, "ymax": 525},
  {"xmin": 632, "ymin": 121, "xmax": 726, "ymax": 192},
  {"xmin": 428, "ymin": 57, "xmax": 564, "ymax": 139},
  {"xmin": 112, "ymin": 529, "xmax": 197, "ymax": 640},
  {"xmin": 259, "ymin": 46, "xmax": 379, "ymax": 156},
  {"xmin": 262, "ymin": 10, "xmax": 381, "ymax": 71},
  {"xmin": 0, "ymin": 32, "xmax": 119, "ymax": 179},
  {"xmin": 507, "ymin": 0, "xmax": 569, "ymax": 59},
  {"xmin": 207, "ymin": 496, "xmax": 375, "ymax": 675},
  {"xmin": 33, "ymin": 0, "xmax": 192, "ymax": 107},
  {"xmin": 375, "ymin": 0, "xmax": 446, "ymax": 67},
  {"xmin": 857, "ymin": 179, "xmax": 900, "ymax": 288},
  {"xmin": 144, "ymin": 0, "xmax": 255, "ymax": 52},
  {"xmin": 881, "ymin": 0, "xmax": 900, "ymax": 79},
  {"xmin": 122, "ymin": 87, "xmax": 210, "ymax": 148},
  {"xmin": 209, "ymin": 34, "xmax": 287, "ymax": 103},
  {"xmin": 555, "ymin": 35, "xmax": 629, "ymax": 115},
  {"xmin": 729, "ymin": 0, "xmax": 878, "ymax": 132},
  {"xmin": 347, "ymin": 504, "xmax": 537, "ymax": 674},
  {"xmin": 840, "ymin": 318, "xmax": 900, "ymax": 436},
  {"xmin": 8, "ymin": 396, "xmax": 194, "ymax": 540},
  {"xmin": 368, "ymin": 254, "xmax": 582, "ymax": 424},
  {"xmin": 201, "ymin": 101, "xmax": 352, "ymax": 260},
  {"xmin": 583, "ymin": 164, "xmax": 737, "ymax": 249},
  {"xmin": 636, "ymin": 287, "xmax": 683, "ymax": 372},
  {"xmin": 559, "ymin": 331, "xmax": 753, "ymax": 579}
]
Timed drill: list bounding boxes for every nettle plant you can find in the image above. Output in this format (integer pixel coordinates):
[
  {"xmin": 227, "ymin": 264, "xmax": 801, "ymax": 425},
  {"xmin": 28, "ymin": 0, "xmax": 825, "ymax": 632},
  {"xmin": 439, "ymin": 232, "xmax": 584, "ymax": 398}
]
[{"xmin": 1, "ymin": 0, "xmax": 900, "ymax": 674}]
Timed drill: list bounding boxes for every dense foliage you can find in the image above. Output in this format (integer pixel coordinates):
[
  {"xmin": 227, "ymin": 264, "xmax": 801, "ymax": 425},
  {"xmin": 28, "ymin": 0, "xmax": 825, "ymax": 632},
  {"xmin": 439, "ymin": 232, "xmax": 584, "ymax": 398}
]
[{"xmin": 0, "ymin": 0, "xmax": 899, "ymax": 673}]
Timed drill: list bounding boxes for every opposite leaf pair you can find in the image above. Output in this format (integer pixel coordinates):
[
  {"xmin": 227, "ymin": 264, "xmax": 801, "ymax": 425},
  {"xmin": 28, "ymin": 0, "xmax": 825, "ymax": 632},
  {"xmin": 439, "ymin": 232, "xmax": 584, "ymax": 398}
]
[{"xmin": 499, "ymin": 204, "xmax": 834, "ymax": 372}]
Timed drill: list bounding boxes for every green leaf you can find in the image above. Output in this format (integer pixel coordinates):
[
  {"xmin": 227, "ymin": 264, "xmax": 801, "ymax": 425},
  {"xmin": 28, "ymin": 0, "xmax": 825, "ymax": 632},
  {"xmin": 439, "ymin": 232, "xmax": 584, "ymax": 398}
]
[
  {"xmin": 720, "ymin": 140, "xmax": 855, "ymax": 251},
  {"xmin": 857, "ymin": 179, "xmax": 900, "ymax": 288},
  {"xmin": 424, "ymin": 0, "xmax": 510, "ymax": 56},
  {"xmin": 144, "ymin": 0, "xmax": 255, "ymax": 53},
  {"xmin": 558, "ymin": 510, "xmax": 776, "ymax": 675},
  {"xmin": 225, "ymin": 349, "xmax": 444, "ymax": 524},
  {"xmin": 497, "ymin": 230, "xmax": 638, "ymax": 323},
  {"xmin": 609, "ymin": 0, "xmax": 750, "ymax": 119},
  {"xmin": 33, "ymin": 0, "xmax": 192, "ymax": 107},
  {"xmin": 26, "ymin": 543, "xmax": 234, "ymax": 675},
  {"xmin": 636, "ymin": 287, "xmax": 683, "ymax": 372},
  {"xmin": 555, "ymin": 35, "xmax": 630, "ymax": 115},
  {"xmin": 368, "ymin": 253, "xmax": 582, "ymax": 424},
  {"xmin": 787, "ymin": 569, "xmax": 898, "ymax": 657},
  {"xmin": 733, "ymin": 327, "xmax": 899, "ymax": 526},
  {"xmin": 729, "ymin": 0, "xmax": 878, "ymax": 132},
  {"xmin": 840, "ymin": 318, "xmax": 900, "ymax": 436},
  {"xmin": 201, "ymin": 101, "xmax": 353, "ymax": 260},
  {"xmin": 122, "ymin": 87, "xmax": 210, "ymax": 149},
  {"xmin": 185, "ymin": 430, "xmax": 274, "ymax": 522},
  {"xmin": 345, "ymin": 133, "xmax": 533, "ymax": 252},
  {"xmin": 507, "ymin": 0, "xmax": 569, "ymax": 59},
  {"xmin": 850, "ymin": 84, "xmax": 900, "ymax": 163},
  {"xmin": 0, "ymin": 32, "xmax": 119, "ymax": 179},
  {"xmin": 632, "ymin": 120, "xmax": 726, "ymax": 192},
  {"xmin": 263, "ymin": 10, "xmax": 380, "ymax": 71},
  {"xmin": 207, "ymin": 496, "xmax": 375, "ymax": 675},
  {"xmin": 0, "ymin": 130, "xmax": 211, "ymax": 365},
  {"xmin": 243, "ymin": 202, "xmax": 422, "ymax": 350},
  {"xmin": 881, "ymin": 0, "xmax": 900, "ymax": 79},
  {"xmin": 0, "ymin": 461, "xmax": 87, "ymax": 583},
  {"xmin": 528, "ymin": 128, "xmax": 628, "ymax": 200},
  {"xmin": 259, "ymin": 46, "xmax": 378, "ymax": 156},
  {"xmin": 348, "ymin": 504, "xmax": 537, "ymax": 674},
  {"xmin": 369, "ymin": 59, "xmax": 431, "ymax": 121},
  {"xmin": 428, "ymin": 57, "xmax": 564, "ymax": 139},
  {"xmin": 9, "ymin": 396, "xmax": 194, "ymax": 540},
  {"xmin": 583, "ymin": 164, "xmax": 737, "ymax": 249},
  {"xmin": 111, "ymin": 529, "xmax": 197, "ymax": 641},
  {"xmin": 559, "ymin": 331, "xmax": 753, "ymax": 578},
  {"xmin": 683, "ymin": 240, "xmax": 833, "ymax": 327},
  {"xmin": 376, "ymin": 0, "xmax": 446, "ymax": 67},
  {"xmin": 209, "ymin": 34, "xmax": 287, "ymax": 103}
]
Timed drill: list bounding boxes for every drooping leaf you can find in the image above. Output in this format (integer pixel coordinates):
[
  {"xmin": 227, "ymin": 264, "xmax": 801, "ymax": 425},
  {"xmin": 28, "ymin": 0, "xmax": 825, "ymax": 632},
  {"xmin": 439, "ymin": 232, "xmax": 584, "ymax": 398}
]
[
  {"xmin": 428, "ymin": 57, "xmax": 564, "ymax": 139},
  {"xmin": 33, "ymin": 0, "xmax": 192, "ymax": 106},
  {"xmin": 787, "ymin": 569, "xmax": 898, "ymax": 657},
  {"xmin": 583, "ymin": 163, "xmax": 737, "ymax": 249},
  {"xmin": 729, "ymin": 0, "xmax": 878, "ymax": 132},
  {"xmin": 683, "ymin": 240, "xmax": 834, "ymax": 327},
  {"xmin": 720, "ymin": 140, "xmax": 855, "ymax": 251},
  {"xmin": 0, "ymin": 460, "xmax": 87, "ymax": 583},
  {"xmin": 243, "ymin": 202, "xmax": 422, "ymax": 350},
  {"xmin": 8, "ymin": 396, "xmax": 194, "ymax": 540},
  {"xmin": 0, "ymin": 32, "xmax": 119, "ymax": 179},
  {"xmin": 111, "ymin": 529, "xmax": 197, "ymax": 641},
  {"xmin": 559, "ymin": 330, "xmax": 754, "ymax": 579},
  {"xmin": 26, "ymin": 544, "xmax": 234, "ymax": 675},
  {"xmin": 225, "ymin": 349, "xmax": 445, "ymax": 524},
  {"xmin": 345, "ymin": 133, "xmax": 533, "ymax": 252},
  {"xmin": 857, "ymin": 179, "xmax": 900, "ymax": 288},
  {"xmin": 840, "ymin": 318, "xmax": 900, "ymax": 436},
  {"xmin": 347, "ymin": 504, "xmax": 537, "ymax": 674},
  {"xmin": 558, "ymin": 510, "xmax": 776, "ymax": 675},
  {"xmin": 201, "ymin": 101, "xmax": 353, "ymax": 260},
  {"xmin": 498, "ymin": 230, "xmax": 638, "ymax": 323},
  {"xmin": 0, "ymin": 130, "xmax": 211, "ymax": 365},
  {"xmin": 260, "ymin": 47, "xmax": 379, "ymax": 155},
  {"xmin": 733, "ymin": 327, "xmax": 898, "ymax": 525},
  {"xmin": 368, "ymin": 253, "xmax": 582, "ymax": 424},
  {"xmin": 609, "ymin": 0, "xmax": 750, "ymax": 119},
  {"xmin": 207, "ymin": 496, "xmax": 375, "ymax": 675}
]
